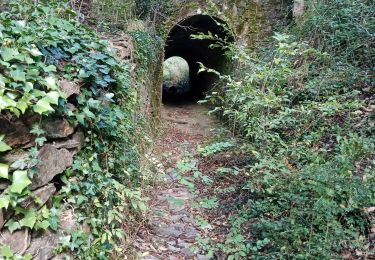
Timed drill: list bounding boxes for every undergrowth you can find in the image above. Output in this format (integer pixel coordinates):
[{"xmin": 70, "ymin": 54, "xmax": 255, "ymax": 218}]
[
  {"xmin": 193, "ymin": 0, "xmax": 375, "ymax": 258},
  {"xmin": 0, "ymin": 1, "xmax": 149, "ymax": 258}
]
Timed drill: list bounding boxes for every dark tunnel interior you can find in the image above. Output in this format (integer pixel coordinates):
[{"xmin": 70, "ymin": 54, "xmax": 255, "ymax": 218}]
[{"xmin": 163, "ymin": 15, "xmax": 234, "ymax": 103}]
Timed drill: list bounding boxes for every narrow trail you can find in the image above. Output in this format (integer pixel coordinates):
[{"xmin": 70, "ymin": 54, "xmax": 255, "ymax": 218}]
[{"xmin": 135, "ymin": 103, "xmax": 219, "ymax": 260}]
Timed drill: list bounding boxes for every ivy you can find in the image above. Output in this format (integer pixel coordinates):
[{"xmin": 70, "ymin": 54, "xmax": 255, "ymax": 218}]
[{"xmin": 0, "ymin": 1, "xmax": 149, "ymax": 258}]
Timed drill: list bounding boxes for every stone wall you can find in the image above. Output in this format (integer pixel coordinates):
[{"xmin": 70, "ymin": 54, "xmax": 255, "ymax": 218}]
[
  {"xmin": 165, "ymin": 0, "xmax": 293, "ymax": 45},
  {"xmin": 0, "ymin": 79, "xmax": 85, "ymax": 258}
]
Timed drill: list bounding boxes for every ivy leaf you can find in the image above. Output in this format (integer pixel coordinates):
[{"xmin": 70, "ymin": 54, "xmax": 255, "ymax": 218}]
[
  {"xmin": 20, "ymin": 210, "xmax": 37, "ymax": 228},
  {"xmin": 35, "ymin": 137, "xmax": 47, "ymax": 146},
  {"xmin": 35, "ymin": 220, "xmax": 50, "ymax": 230},
  {"xmin": 0, "ymin": 74, "xmax": 6, "ymax": 88},
  {"xmin": 1, "ymin": 47, "xmax": 19, "ymax": 61},
  {"xmin": 0, "ymin": 135, "xmax": 12, "ymax": 152},
  {"xmin": 10, "ymin": 170, "xmax": 31, "ymax": 194},
  {"xmin": 0, "ymin": 195, "xmax": 10, "ymax": 209},
  {"xmin": 0, "ymin": 245, "xmax": 13, "ymax": 258},
  {"xmin": 5, "ymin": 219, "xmax": 21, "ymax": 233},
  {"xmin": 16, "ymin": 99, "xmax": 29, "ymax": 114},
  {"xmin": 25, "ymin": 56, "xmax": 35, "ymax": 64},
  {"xmin": 10, "ymin": 69, "xmax": 26, "ymax": 82},
  {"xmin": 42, "ymin": 65, "xmax": 57, "ymax": 73},
  {"xmin": 0, "ymin": 94, "xmax": 17, "ymax": 109},
  {"xmin": 0, "ymin": 163, "xmax": 9, "ymax": 179},
  {"xmin": 44, "ymin": 76, "xmax": 58, "ymax": 90},
  {"xmin": 41, "ymin": 205, "xmax": 50, "ymax": 218},
  {"xmin": 45, "ymin": 91, "xmax": 60, "ymax": 105},
  {"xmin": 33, "ymin": 97, "xmax": 55, "ymax": 114},
  {"xmin": 28, "ymin": 47, "xmax": 43, "ymax": 56}
]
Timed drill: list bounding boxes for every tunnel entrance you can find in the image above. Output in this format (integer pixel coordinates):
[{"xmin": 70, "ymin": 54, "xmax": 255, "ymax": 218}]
[{"xmin": 163, "ymin": 15, "xmax": 234, "ymax": 103}]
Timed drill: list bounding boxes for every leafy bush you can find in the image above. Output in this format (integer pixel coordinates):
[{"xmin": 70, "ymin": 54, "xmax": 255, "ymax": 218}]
[
  {"xmin": 1, "ymin": 1, "xmax": 147, "ymax": 258},
  {"xmin": 199, "ymin": 0, "xmax": 375, "ymax": 258}
]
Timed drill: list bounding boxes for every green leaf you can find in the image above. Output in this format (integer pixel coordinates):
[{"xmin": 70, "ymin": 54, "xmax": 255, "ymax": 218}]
[
  {"xmin": 44, "ymin": 76, "xmax": 58, "ymax": 90},
  {"xmin": 41, "ymin": 205, "xmax": 49, "ymax": 218},
  {"xmin": 0, "ymin": 94, "xmax": 17, "ymax": 109},
  {"xmin": 33, "ymin": 97, "xmax": 55, "ymax": 114},
  {"xmin": 0, "ymin": 195, "xmax": 10, "ymax": 209},
  {"xmin": 0, "ymin": 136, "xmax": 12, "ymax": 152},
  {"xmin": 35, "ymin": 137, "xmax": 47, "ymax": 146},
  {"xmin": 43, "ymin": 65, "xmax": 57, "ymax": 73},
  {"xmin": 0, "ymin": 245, "xmax": 13, "ymax": 258},
  {"xmin": 45, "ymin": 91, "xmax": 60, "ymax": 105},
  {"xmin": 16, "ymin": 99, "xmax": 29, "ymax": 114},
  {"xmin": 5, "ymin": 219, "xmax": 21, "ymax": 233},
  {"xmin": 1, "ymin": 48, "xmax": 19, "ymax": 62},
  {"xmin": 25, "ymin": 56, "xmax": 35, "ymax": 64},
  {"xmin": 0, "ymin": 163, "xmax": 9, "ymax": 179},
  {"xmin": 20, "ymin": 210, "xmax": 37, "ymax": 228},
  {"xmin": 28, "ymin": 47, "xmax": 43, "ymax": 56},
  {"xmin": 0, "ymin": 74, "xmax": 6, "ymax": 88},
  {"xmin": 10, "ymin": 170, "xmax": 31, "ymax": 194},
  {"xmin": 35, "ymin": 220, "xmax": 50, "ymax": 230},
  {"xmin": 10, "ymin": 69, "xmax": 26, "ymax": 82}
]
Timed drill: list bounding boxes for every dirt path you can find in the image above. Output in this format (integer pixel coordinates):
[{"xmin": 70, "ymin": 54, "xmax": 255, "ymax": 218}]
[{"xmin": 135, "ymin": 103, "xmax": 219, "ymax": 260}]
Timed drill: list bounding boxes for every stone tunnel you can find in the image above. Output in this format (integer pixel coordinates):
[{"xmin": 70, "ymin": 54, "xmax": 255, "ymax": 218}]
[{"xmin": 162, "ymin": 15, "xmax": 235, "ymax": 103}]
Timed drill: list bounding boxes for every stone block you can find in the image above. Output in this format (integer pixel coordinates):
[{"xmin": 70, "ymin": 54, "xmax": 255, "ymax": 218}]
[
  {"xmin": 42, "ymin": 118, "xmax": 75, "ymax": 139},
  {"xmin": 30, "ymin": 145, "xmax": 73, "ymax": 190},
  {"xmin": 0, "ymin": 228, "xmax": 30, "ymax": 255}
]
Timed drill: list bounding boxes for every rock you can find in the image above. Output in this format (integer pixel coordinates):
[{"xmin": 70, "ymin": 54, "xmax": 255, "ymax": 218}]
[
  {"xmin": 109, "ymin": 35, "xmax": 133, "ymax": 60},
  {"xmin": 163, "ymin": 56, "xmax": 191, "ymax": 97},
  {"xmin": 142, "ymin": 256, "xmax": 160, "ymax": 260},
  {"xmin": 31, "ymin": 145, "xmax": 74, "ymax": 190},
  {"xmin": 293, "ymin": 0, "xmax": 305, "ymax": 18},
  {"xmin": 0, "ymin": 228, "xmax": 30, "ymax": 255},
  {"xmin": 42, "ymin": 118, "xmax": 75, "ymax": 139},
  {"xmin": 25, "ymin": 230, "xmax": 59, "ymax": 260},
  {"xmin": 59, "ymin": 208, "xmax": 90, "ymax": 234},
  {"xmin": 0, "ymin": 209, "xmax": 4, "ymax": 229},
  {"xmin": 0, "ymin": 205, "xmax": 12, "ymax": 229},
  {"xmin": 154, "ymin": 224, "xmax": 184, "ymax": 238},
  {"xmin": 167, "ymin": 245, "xmax": 180, "ymax": 253},
  {"xmin": 20, "ymin": 184, "xmax": 56, "ymax": 209},
  {"xmin": 59, "ymin": 79, "xmax": 80, "ymax": 98},
  {"xmin": 181, "ymin": 247, "xmax": 194, "ymax": 257},
  {"xmin": 0, "ymin": 117, "xmax": 34, "ymax": 148},
  {"xmin": 3, "ymin": 149, "xmax": 29, "ymax": 167},
  {"xmin": 0, "ymin": 180, "xmax": 10, "ymax": 191},
  {"xmin": 364, "ymin": 207, "xmax": 375, "ymax": 213},
  {"xmin": 177, "ymin": 240, "xmax": 192, "ymax": 249},
  {"xmin": 53, "ymin": 130, "xmax": 84, "ymax": 152},
  {"xmin": 51, "ymin": 253, "xmax": 74, "ymax": 260},
  {"xmin": 197, "ymin": 254, "xmax": 209, "ymax": 260},
  {"xmin": 181, "ymin": 216, "xmax": 196, "ymax": 224},
  {"xmin": 183, "ymin": 226, "xmax": 198, "ymax": 239},
  {"xmin": 66, "ymin": 103, "xmax": 77, "ymax": 112},
  {"xmin": 0, "ymin": 149, "xmax": 33, "ymax": 172},
  {"xmin": 59, "ymin": 209, "xmax": 77, "ymax": 232}
]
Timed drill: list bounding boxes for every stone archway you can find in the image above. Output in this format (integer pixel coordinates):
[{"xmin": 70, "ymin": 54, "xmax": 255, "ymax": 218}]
[{"xmin": 162, "ymin": 14, "xmax": 235, "ymax": 103}]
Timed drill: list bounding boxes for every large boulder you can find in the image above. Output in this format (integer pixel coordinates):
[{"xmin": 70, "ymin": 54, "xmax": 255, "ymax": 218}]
[{"xmin": 163, "ymin": 56, "xmax": 191, "ymax": 97}]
